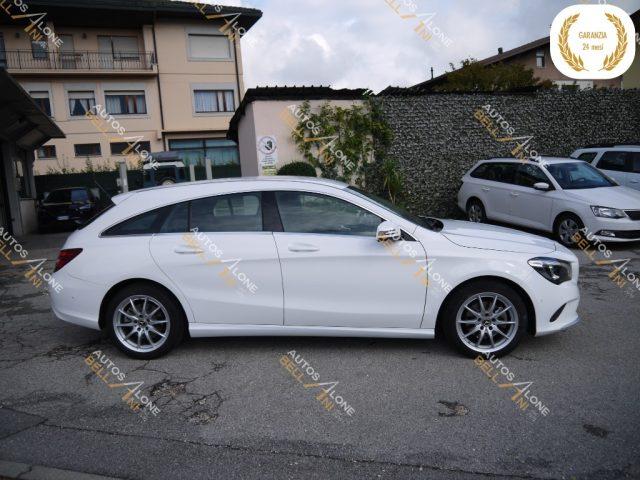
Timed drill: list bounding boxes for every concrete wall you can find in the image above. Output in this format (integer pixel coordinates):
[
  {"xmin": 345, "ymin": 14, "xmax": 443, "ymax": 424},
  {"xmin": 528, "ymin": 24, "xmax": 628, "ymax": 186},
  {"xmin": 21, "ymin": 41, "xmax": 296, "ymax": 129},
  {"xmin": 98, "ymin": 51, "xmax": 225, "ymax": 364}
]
[{"xmin": 375, "ymin": 90, "xmax": 640, "ymax": 218}]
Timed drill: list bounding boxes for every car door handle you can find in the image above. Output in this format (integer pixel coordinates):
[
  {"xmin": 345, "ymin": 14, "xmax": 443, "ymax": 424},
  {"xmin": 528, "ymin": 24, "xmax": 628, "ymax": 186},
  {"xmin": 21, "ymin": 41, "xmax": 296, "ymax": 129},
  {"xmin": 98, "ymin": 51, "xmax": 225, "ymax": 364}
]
[
  {"xmin": 630, "ymin": 180, "xmax": 639, "ymax": 184},
  {"xmin": 481, "ymin": 187, "xmax": 490, "ymax": 192},
  {"xmin": 174, "ymin": 246, "xmax": 204, "ymax": 254},
  {"xmin": 288, "ymin": 243, "xmax": 319, "ymax": 252},
  {"xmin": 510, "ymin": 192, "xmax": 519, "ymax": 197}
]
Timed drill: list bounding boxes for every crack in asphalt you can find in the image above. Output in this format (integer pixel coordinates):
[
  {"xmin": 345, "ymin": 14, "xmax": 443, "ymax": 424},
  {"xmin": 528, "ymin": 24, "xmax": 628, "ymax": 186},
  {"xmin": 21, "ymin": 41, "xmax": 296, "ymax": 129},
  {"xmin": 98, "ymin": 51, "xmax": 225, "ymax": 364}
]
[{"xmin": 3, "ymin": 421, "xmax": 566, "ymax": 480}]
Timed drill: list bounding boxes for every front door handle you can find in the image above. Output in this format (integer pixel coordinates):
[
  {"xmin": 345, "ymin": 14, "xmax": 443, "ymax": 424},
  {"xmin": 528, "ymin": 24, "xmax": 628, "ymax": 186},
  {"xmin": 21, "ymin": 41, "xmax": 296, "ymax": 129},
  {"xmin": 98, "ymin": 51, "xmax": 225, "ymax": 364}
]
[
  {"xmin": 630, "ymin": 180, "xmax": 639, "ymax": 184},
  {"xmin": 288, "ymin": 243, "xmax": 319, "ymax": 252},
  {"xmin": 510, "ymin": 192, "xmax": 520, "ymax": 197},
  {"xmin": 174, "ymin": 245, "xmax": 204, "ymax": 254},
  {"xmin": 481, "ymin": 187, "xmax": 490, "ymax": 192}
]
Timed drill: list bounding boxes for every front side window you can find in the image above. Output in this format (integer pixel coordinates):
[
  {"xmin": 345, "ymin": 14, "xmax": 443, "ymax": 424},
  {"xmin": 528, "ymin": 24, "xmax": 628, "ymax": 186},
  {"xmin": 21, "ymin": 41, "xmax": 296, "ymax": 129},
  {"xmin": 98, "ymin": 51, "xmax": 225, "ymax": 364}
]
[
  {"xmin": 191, "ymin": 193, "xmax": 262, "ymax": 232},
  {"xmin": 632, "ymin": 153, "xmax": 640, "ymax": 174},
  {"xmin": 515, "ymin": 164, "xmax": 551, "ymax": 188},
  {"xmin": 105, "ymin": 91, "xmax": 147, "ymax": 115},
  {"xmin": 275, "ymin": 191, "xmax": 382, "ymax": 237},
  {"xmin": 71, "ymin": 189, "xmax": 90, "ymax": 204},
  {"xmin": 194, "ymin": 90, "xmax": 235, "ymax": 113},
  {"xmin": 30, "ymin": 91, "xmax": 51, "ymax": 116},
  {"xmin": 188, "ymin": 34, "xmax": 231, "ymax": 59},
  {"xmin": 74, "ymin": 143, "xmax": 101, "ymax": 157},
  {"xmin": 69, "ymin": 91, "xmax": 96, "ymax": 116},
  {"xmin": 546, "ymin": 162, "xmax": 617, "ymax": 190},
  {"xmin": 598, "ymin": 151, "xmax": 631, "ymax": 172}
]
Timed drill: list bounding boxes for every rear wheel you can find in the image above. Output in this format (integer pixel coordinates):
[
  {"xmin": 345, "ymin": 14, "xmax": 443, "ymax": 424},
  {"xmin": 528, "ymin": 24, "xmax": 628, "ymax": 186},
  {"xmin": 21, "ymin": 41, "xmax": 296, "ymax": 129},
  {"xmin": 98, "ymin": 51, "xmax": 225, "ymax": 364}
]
[
  {"xmin": 106, "ymin": 283, "xmax": 184, "ymax": 359},
  {"xmin": 467, "ymin": 199, "xmax": 486, "ymax": 223},
  {"xmin": 442, "ymin": 280, "xmax": 528, "ymax": 358},
  {"xmin": 554, "ymin": 214, "xmax": 584, "ymax": 248},
  {"xmin": 160, "ymin": 178, "xmax": 176, "ymax": 186}
]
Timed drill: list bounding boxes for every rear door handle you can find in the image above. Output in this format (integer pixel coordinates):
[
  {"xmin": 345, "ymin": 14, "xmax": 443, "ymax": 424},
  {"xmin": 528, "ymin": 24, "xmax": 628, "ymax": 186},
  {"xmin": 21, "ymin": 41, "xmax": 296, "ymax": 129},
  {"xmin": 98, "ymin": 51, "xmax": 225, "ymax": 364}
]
[
  {"xmin": 630, "ymin": 180, "xmax": 639, "ymax": 184},
  {"xmin": 510, "ymin": 192, "xmax": 519, "ymax": 197},
  {"xmin": 288, "ymin": 243, "xmax": 319, "ymax": 252},
  {"xmin": 174, "ymin": 245, "xmax": 204, "ymax": 254},
  {"xmin": 481, "ymin": 187, "xmax": 490, "ymax": 192}
]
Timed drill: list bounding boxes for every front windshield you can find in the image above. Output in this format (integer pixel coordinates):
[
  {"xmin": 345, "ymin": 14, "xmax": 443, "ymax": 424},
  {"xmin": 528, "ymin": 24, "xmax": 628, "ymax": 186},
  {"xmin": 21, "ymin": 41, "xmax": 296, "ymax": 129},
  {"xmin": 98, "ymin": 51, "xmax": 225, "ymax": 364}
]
[
  {"xmin": 347, "ymin": 186, "xmax": 443, "ymax": 231},
  {"xmin": 545, "ymin": 162, "xmax": 617, "ymax": 190}
]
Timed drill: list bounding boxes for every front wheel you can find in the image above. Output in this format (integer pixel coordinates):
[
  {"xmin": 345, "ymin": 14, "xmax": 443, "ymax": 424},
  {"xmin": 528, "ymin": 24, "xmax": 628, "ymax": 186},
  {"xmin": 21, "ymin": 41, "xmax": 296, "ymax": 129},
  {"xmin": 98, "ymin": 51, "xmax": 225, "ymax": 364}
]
[
  {"xmin": 442, "ymin": 280, "xmax": 528, "ymax": 358},
  {"xmin": 106, "ymin": 283, "xmax": 185, "ymax": 359},
  {"xmin": 554, "ymin": 214, "xmax": 584, "ymax": 248}
]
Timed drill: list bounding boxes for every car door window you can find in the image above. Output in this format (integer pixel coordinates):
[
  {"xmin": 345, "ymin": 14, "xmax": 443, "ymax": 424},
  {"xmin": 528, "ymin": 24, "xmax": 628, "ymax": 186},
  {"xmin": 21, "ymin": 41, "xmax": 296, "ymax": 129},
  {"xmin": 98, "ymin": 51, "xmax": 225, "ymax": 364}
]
[
  {"xmin": 191, "ymin": 192, "xmax": 262, "ymax": 232},
  {"xmin": 487, "ymin": 163, "xmax": 518, "ymax": 184},
  {"xmin": 514, "ymin": 164, "xmax": 551, "ymax": 188},
  {"xmin": 577, "ymin": 152, "xmax": 598, "ymax": 162},
  {"xmin": 159, "ymin": 202, "xmax": 189, "ymax": 233},
  {"xmin": 71, "ymin": 189, "xmax": 89, "ymax": 203},
  {"xmin": 275, "ymin": 191, "xmax": 382, "ymax": 236},
  {"xmin": 598, "ymin": 151, "xmax": 631, "ymax": 172},
  {"xmin": 631, "ymin": 153, "xmax": 640, "ymax": 174}
]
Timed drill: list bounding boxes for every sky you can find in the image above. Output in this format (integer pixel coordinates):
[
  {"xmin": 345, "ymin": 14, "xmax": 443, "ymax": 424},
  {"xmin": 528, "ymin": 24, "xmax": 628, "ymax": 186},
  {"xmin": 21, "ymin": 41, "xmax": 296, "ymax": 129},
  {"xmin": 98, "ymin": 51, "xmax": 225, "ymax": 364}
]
[{"xmin": 195, "ymin": 0, "xmax": 640, "ymax": 93}]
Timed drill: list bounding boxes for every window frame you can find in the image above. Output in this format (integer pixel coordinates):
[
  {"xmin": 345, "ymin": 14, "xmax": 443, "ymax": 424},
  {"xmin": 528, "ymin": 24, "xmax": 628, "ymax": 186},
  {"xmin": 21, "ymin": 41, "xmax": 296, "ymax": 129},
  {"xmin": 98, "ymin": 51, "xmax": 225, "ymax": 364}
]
[
  {"xmin": 68, "ymin": 90, "xmax": 96, "ymax": 117},
  {"xmin": 110, "ymin": 141, "xmax": 151, "ymax": 156},
  {"xmin": 190, "ymin": 191, "xmax": 263, "ymax": 233},
  {"xmin": 31, "ymin": 40, "xmax": 48, "ymax": 60},
  {"xmin": 273, "ymin": 190, "xmax": 384, "ymax": 238},
  {"xmin": 514, "ymin": 164, "xmax": 554, "ymax": 189},
  {"xmin": 104, "ymin": 90, "xmax": 148, "ymax": 115},
  {"xmin": 535, "ymin": 49, "xmax": 545, "ymax": 68},
  {"xmin": 74, "ymin": 143, "xmax": 102, "ymax": 157},
  {"xmin": 472, "ymin": 162, "xmax": 518, "ymax": 184},
  {"xmin": 187, "ymin": 33, "xmax": 232, "ymax": 61},
  {"xmin": 30, "ymin": 90, "xmax": 52, "ymax": 116},
  {"xmin": 597, "ymin": 151, "xmax": 632, "ymax": 173},
  {"xmin": 193, "ymin": 89, "xmax": 236, "ymax": 114},
  {"xmin": 36, "ymin": 145, "xmax": 57, "ymax": 159}
]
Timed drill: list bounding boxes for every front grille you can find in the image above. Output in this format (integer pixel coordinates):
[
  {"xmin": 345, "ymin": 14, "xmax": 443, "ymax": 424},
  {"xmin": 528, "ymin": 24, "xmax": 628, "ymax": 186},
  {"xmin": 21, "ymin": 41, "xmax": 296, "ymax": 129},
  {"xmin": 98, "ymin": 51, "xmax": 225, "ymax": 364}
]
[{"xmin": 625, "ymin": 210, "xmax": 640, "ymax": 221}]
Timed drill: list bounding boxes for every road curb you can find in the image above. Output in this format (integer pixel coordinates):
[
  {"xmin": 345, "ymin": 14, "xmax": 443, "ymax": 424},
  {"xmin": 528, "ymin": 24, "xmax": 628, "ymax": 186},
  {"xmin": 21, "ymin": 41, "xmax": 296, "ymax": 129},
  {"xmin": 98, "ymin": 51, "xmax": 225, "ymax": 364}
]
[{"xmin": 0, "ymin": 460, "xmax": 123, "ymax": 480}]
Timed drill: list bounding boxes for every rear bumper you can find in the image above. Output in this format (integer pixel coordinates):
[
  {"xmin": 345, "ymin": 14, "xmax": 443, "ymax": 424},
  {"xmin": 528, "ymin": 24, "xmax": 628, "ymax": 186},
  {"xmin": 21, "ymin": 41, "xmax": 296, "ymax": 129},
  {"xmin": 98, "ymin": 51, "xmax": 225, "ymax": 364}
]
[{"xmin": 49, "ymin": 270, "xmax": 102, "ymax": 331}]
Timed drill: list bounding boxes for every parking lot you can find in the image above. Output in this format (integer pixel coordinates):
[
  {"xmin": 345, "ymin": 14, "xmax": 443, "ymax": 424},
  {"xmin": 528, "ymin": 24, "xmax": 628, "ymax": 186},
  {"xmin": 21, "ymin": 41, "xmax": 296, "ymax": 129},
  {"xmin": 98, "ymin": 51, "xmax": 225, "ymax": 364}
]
[{"xmin": 0, "ymin": 232, "xmax": 639, "ymax": 480}]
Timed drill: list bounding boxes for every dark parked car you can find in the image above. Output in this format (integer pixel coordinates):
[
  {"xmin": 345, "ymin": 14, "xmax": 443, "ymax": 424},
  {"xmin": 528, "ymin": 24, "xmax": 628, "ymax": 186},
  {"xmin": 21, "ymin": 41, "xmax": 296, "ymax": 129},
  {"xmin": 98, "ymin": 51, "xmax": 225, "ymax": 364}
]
[{"xmin": 38, "ymin": 187, "xmax": 99, "ymax": 232}]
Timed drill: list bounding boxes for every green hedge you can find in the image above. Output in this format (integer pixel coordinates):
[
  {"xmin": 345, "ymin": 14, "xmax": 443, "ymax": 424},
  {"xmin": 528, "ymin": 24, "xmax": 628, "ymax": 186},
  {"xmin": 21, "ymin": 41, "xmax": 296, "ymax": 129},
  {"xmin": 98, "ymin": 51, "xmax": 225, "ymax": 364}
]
[{"xmin": 277, "ymin": 162, "xmax": 316, "ymax": 177}]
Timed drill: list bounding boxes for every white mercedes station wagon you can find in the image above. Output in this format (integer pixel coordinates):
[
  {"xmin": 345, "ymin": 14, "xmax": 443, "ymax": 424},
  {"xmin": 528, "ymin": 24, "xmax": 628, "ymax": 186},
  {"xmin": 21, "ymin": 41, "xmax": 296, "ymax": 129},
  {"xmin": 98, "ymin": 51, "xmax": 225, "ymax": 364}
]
[{"xmin": 51, "ymin": 177, "xmax": 580, "ymax": 359}]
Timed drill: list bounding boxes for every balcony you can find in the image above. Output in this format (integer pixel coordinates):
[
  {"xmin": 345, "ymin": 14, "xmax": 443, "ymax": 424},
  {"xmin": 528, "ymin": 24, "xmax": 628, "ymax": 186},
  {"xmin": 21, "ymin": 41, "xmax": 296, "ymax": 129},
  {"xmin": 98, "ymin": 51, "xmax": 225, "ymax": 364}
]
[{"xmin": 1, "ymin": 50, "xmax": 157, "ymax": 76}]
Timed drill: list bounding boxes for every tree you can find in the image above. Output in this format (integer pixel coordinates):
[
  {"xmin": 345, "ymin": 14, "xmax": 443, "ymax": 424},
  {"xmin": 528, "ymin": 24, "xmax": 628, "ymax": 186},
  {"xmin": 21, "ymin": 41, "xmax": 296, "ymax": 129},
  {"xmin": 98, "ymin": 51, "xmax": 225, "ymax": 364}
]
[{"xmin": 435, "ymin": 58, "xmax": 554, "ymax": 92}]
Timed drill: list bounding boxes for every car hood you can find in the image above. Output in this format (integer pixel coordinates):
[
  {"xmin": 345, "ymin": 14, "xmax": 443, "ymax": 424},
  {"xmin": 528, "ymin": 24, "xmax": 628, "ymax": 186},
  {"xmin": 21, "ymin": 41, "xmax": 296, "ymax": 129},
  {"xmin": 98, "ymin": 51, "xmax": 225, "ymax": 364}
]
[
  {"xmin": 439, "ymin": 220, "xmax": 557, "ymax": 254},
  {"xmin": 562, "ymin": 186, "xmax": 640, "ymax": 208}
]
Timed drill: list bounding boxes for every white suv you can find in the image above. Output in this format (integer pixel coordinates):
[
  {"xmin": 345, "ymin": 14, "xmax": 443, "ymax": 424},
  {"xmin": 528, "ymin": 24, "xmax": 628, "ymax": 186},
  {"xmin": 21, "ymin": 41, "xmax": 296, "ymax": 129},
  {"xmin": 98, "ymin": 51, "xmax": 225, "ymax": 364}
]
[
  {"xmin": 571, "ymin": 145, "xmax": 640, "ymax": 191},
  {"xmin": 457, "ymin": 157, "xmax": 640, "ymax": 246}
]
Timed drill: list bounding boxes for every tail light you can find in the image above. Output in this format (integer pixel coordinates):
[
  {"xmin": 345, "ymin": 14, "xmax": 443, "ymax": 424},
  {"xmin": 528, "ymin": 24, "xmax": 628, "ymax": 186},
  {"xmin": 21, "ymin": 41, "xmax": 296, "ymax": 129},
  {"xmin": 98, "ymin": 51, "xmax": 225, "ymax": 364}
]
[{"xmin": 54, "ymin": 248, "xmax": 83, "ymax": 272}]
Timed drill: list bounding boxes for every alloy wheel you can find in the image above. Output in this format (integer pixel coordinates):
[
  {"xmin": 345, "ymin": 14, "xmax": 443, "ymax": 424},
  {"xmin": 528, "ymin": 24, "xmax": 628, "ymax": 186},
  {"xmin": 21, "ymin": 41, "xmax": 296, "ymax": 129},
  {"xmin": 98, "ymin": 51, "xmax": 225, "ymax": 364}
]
[
  {"xmin": 113, "ymin": 295, "xmax": 171, "ymax": 353},
  {"xmin": 558, "ymin": 218, "xmax": 580, "ymax": 245},
  {"xmin": 455, "ymin": 293, "xmax": 519, "ymax": 353},
  {"xmin": 468, "ymin": 204, "xmax": 483, "ymax": 223}
]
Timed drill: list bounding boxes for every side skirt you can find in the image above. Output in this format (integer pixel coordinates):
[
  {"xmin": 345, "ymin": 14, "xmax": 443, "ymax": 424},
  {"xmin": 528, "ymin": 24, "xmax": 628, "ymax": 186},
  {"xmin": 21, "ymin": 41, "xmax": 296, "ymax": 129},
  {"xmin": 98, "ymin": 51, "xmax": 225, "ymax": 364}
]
[{"xmin": 189, "ymin": 324, "xmax": 436, "ymax": 339}]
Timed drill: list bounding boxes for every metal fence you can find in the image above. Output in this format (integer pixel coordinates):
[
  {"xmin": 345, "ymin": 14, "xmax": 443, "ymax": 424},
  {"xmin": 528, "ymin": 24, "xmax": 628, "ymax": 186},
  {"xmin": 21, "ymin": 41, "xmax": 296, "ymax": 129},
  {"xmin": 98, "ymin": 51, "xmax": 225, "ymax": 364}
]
[{"xmin": 1, "ymin": 51, "xmax": 155, "ymax": 71}]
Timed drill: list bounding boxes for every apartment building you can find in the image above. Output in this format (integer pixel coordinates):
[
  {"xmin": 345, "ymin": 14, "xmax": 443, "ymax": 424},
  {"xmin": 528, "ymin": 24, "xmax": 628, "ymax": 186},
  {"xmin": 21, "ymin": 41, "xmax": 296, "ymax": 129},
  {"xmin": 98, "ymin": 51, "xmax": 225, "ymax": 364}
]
[{"xmin": 0, "ymin": 0, "xmax": 262, "ymax": 174}]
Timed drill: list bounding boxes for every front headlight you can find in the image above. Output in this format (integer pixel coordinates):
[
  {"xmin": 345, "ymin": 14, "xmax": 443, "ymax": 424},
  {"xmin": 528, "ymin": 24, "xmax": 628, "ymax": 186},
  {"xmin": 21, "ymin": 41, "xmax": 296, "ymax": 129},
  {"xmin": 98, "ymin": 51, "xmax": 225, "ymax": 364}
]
[
  {"xmin": 528, "ymin": 257, "xmax": 572, "ymax": 285},
  {"xmin": 591, "ymin": 206, "xmax": 626, "ymax": 219}
]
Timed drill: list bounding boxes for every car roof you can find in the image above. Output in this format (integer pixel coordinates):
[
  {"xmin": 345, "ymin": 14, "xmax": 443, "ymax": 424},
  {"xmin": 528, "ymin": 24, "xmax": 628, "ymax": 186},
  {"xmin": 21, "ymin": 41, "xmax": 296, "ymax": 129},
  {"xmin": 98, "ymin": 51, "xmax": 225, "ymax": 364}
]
[
  {"xmin": 477, "ymin": 157, "xmax": 580, "ymax": 166},
  {"xmin": 112, "ymin": 176, "xmax": 349, "ymax": 203},
  {"xmin": 575, "ymin": 145, "xmax": 640, "ymax": 151}
]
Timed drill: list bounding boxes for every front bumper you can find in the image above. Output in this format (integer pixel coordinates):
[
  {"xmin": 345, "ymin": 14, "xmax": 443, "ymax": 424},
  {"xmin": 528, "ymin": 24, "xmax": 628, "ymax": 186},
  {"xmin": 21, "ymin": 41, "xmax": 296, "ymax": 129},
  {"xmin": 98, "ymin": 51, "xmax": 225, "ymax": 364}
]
[{"xmin": 585, "ymin": 216, "xmax": 640, "ymax": 243}]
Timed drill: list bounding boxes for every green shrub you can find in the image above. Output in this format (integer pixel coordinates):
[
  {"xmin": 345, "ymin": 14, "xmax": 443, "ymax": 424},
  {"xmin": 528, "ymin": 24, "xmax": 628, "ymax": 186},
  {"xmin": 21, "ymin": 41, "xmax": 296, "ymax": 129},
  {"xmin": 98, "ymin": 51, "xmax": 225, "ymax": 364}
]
[{"xmin": 277, "ymin": 161, "xmax": 317, "ymax": 177}]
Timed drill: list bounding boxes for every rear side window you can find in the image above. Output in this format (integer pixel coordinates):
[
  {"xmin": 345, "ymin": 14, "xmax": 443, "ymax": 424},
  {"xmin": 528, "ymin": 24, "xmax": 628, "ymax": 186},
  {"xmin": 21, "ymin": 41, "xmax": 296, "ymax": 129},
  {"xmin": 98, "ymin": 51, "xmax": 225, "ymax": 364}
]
[
  {"xmin": 191, "ymin": 192, "xmax": 262, "ymax": 232},
  {"xmin": 632, "ymin": 153, "xmax": 640, "ymax": 174},
  {"xmin": 102, "ymin": 203, "xmax": 188, "ymax": 236},
  {"xmin": 577, "ymin": 152, "xmax": 598, "ymax": 162},
  {"xmin": 598, "ymin": 151, "xmax": 630, "ymax": 172},
  {"xmin": 45, "ymin": 189, "xmax": 72, "ymax": 203},
  {"xmin": 472, "ymin": 163, "xmax": 517, "ymax": 184}
]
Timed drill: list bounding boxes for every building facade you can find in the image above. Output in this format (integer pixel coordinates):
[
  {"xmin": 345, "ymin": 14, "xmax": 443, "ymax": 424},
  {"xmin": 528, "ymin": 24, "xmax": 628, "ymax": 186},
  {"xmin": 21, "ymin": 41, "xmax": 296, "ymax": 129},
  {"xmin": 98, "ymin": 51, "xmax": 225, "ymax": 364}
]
[{"xmin": 0, "ymin": 0, "xmax": 261, "ymax": 174}]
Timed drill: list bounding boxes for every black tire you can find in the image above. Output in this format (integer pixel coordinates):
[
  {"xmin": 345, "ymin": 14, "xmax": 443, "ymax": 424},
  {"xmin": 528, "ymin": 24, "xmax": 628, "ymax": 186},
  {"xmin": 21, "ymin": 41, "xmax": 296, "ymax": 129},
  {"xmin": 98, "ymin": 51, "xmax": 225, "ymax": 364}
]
[
  {"xmin": 105, "ymin": 282, "xmax": 185, "ymax": 359},
  {"xmin": 554, "ymin": 213, "xmax": 584, "ymax": 248},
  {"xmin": 441, "ymin": 280, "xmax": 528, "ymax": 358},
  {"xmin": 466, "ymin": 199, "xmax": 487, "ymax": 223}
]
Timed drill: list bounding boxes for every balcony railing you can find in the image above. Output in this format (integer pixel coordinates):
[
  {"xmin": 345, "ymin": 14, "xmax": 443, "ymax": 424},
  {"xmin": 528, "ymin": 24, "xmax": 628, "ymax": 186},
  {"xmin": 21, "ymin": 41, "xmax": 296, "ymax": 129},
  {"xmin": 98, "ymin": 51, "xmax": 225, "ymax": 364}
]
[{"xmin": 0, "ymin": 50, "xmax": 156, "ymax": 71}]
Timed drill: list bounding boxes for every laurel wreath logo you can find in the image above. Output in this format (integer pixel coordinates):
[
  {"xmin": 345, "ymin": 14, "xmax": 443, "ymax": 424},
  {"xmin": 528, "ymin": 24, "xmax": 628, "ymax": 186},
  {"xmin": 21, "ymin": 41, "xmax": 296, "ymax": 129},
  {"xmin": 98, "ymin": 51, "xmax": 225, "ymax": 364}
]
[
  {"xmin": 557, "ymin": 12, "xmax": 629, "ymax": 73},
  {"xmin": 558, "ymin": 14, "xmax": 586, "ymax": 72},
  {"xmin": 601, "ymin": 13, "xmax": 627, "ymax": 71}
]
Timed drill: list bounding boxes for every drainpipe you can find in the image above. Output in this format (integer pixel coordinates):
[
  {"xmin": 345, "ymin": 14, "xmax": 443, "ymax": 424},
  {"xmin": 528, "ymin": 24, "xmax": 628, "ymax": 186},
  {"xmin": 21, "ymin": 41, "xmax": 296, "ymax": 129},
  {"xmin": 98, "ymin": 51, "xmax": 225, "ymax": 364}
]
[
  {"xmin": 233, "ymin": 38, "xmax": 242, "ymax": 110},
  {"xmin": 151, "ymin": 17, "xmax": 167, "ymax": 151}
]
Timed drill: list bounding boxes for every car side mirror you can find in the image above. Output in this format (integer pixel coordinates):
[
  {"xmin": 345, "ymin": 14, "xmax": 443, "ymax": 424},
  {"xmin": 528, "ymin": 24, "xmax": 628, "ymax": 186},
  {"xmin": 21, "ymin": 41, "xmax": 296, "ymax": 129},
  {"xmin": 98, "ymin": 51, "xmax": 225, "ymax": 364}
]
[
  {"xmin": 533, "ymin": 182, "xmax": 551, "ymax": 191},
  {"xmin": 377, "ymin": 221, "xmax": 402, "ymax": 242}
]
